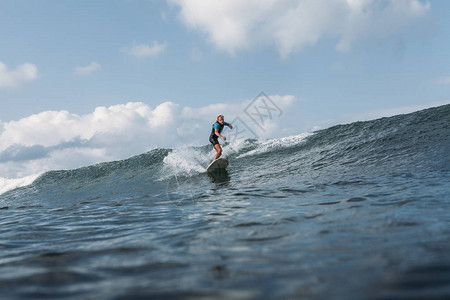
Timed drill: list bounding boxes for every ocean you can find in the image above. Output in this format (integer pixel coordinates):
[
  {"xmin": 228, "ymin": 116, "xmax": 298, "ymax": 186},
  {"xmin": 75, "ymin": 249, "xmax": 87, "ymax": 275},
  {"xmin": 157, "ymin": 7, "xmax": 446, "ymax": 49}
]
[{"xmin": 0, "ymin": 104, "xmax": 449, "ymax": 299}]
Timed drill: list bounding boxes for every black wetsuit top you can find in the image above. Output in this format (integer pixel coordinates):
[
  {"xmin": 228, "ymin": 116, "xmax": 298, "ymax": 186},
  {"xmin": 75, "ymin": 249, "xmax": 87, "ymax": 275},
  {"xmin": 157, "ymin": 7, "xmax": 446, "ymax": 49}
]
[{"xmin": 209, "ymin": 121, "xmax": 227, "ymax": 145}]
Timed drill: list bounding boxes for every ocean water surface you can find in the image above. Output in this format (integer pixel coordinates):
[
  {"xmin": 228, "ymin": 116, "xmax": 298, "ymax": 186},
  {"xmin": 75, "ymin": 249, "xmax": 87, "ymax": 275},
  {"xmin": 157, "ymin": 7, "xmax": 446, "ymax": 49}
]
[{"xmin": 0, "ymin": 105, "xmax": 449, "ymax": 299}]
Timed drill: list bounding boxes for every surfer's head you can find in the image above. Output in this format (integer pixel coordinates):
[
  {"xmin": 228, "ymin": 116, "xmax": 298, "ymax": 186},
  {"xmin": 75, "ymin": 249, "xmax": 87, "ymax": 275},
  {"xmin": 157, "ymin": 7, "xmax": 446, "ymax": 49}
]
[{"xmin": 217, "ymin": 115, "xmax": 224, "ymax": 124}]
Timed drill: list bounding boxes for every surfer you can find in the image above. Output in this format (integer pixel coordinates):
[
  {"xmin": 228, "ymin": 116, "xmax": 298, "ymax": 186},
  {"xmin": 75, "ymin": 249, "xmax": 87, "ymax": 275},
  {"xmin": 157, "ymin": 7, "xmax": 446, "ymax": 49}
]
[{"xmin": 209, "ymin": 115, "xmax": 232, "ymax": 161}]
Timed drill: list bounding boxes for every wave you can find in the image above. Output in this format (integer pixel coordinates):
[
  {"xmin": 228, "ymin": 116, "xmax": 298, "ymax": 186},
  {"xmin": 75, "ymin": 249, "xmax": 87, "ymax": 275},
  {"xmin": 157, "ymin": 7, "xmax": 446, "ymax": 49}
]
[{"xmin": 1, "ymin": 104, "xmax": 449, "ymax": 200}]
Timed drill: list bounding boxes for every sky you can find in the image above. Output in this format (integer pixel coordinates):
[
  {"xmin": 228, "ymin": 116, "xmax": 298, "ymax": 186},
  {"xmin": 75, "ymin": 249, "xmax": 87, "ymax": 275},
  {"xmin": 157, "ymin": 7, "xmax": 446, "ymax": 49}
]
[{"xmin": 1, "ymin": 0, "xmax": 450, "ymax": 179}]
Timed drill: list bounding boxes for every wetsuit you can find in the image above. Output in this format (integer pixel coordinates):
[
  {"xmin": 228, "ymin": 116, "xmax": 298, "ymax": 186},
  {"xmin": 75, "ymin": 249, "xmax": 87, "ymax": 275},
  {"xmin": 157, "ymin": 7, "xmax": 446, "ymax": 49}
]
[{"xmin": 209, "ymin": 121, "xmax": 229, "ymax": 146}]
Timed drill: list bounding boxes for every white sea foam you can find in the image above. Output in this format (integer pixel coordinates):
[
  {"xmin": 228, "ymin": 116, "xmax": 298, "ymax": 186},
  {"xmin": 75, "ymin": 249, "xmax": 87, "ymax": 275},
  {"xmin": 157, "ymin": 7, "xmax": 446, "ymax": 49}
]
[
  {"xmin": 162, "ymin": 145, "xmax": 210, "ymax": 179},
  {"xmin": 237, "ymin": 132, "xmax": 313, "ymax": 158},
  {"xmin": 0, "ymin": 173, "xmax": 42, "ymax": 195},
  {"xmin": 160, "ymin": 132, "xmax": 312, "ymax": 180},
  {"xmin": 161, "ymin": 136, "xmax": 250, "ymax": 179},
  {"xmin": 223, "ymin": 135, "xmax": 252, "ymax": 154}
]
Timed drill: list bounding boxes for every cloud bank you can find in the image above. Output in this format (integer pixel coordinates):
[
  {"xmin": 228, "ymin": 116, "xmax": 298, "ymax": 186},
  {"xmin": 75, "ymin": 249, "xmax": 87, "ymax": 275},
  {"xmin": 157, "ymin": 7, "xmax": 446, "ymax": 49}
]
[
  {"xmin": 169, "ymin": 0, "xmax": 430, "ymax": 57},
  {"xmin": 0, "ymin": 95, "xmax": 299, "ymax": 178},
  {"xmin": 0, "ymin": 62, "xmax": 38, "ymax": 89}
]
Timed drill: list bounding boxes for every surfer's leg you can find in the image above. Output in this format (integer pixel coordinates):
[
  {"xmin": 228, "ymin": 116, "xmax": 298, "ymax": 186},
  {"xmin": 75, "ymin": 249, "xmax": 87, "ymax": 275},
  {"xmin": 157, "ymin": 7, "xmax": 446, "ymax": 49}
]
[{"xmin": 213, "ymin": 144, "xmax": 222, "ymax": 160}]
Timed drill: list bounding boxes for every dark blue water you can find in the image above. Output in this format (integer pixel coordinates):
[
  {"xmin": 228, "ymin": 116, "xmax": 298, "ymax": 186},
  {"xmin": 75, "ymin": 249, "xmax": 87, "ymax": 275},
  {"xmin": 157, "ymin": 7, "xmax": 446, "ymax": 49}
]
[{"xmin": 1, "ymin": 105, "xmax": 449, "ymax": 299}]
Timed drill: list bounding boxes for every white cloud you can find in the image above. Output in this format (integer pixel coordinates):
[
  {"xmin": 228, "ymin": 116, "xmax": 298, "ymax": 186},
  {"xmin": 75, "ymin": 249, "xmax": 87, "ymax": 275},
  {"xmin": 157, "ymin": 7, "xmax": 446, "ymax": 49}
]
[
  {"xmin": 437, "ymin": 76, "xmax": 450, "ymax": 84},
  {"xmin": 168, "ymin": 0, "xmax": 430, "ymax": 57},
  {"xmin": 0, "ymin": 62, "xmax": 38, "ymax": 89},
  {"xmin": 0, "ymin": 95, "xmax": 299, "ymax": 178},
  {"xmin": 74, "ymin": 62, "xmax": 101, "ymax": 76},
  {"xmin": 122, "ymin": 41, "xmax": 168, "ymax": 58}
]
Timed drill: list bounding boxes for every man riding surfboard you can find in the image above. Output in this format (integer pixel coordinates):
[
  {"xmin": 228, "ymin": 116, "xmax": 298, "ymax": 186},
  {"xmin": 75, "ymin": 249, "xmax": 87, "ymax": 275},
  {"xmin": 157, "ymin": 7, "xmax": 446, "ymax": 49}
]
[{"xmin": 209, "ymin": 115, "xmax": 233, "ymax": 162}]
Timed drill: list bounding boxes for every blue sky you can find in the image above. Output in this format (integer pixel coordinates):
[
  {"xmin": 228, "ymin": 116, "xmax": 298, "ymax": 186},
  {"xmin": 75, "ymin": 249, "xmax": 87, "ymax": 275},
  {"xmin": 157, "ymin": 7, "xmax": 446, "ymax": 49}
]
[{"xmin": 1, "ymin": 0, "xmax": 450, "ymax": 179}]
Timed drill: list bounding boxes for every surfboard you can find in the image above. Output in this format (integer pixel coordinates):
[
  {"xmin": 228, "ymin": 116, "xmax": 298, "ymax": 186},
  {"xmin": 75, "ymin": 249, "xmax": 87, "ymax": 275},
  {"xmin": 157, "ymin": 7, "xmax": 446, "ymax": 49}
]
[{"xmin": 206, "ymin": 158, "xmax": 228, "ymax": 172}]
